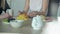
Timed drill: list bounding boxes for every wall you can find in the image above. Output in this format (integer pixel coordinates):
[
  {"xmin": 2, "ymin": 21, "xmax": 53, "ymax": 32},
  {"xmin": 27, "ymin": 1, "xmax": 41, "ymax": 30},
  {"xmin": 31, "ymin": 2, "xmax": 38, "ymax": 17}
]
[
  {"xmin": 57, "ymin": 3, "xmax": 60, "ymax": 16},
  {"xmin": 50, "ymin": 2, "xmax": 59, "ymax": 18},
  {"xmin": 7, "ymin": 0, "xmax": 25, "ymax": 17},
  {"xmin": 47, "ymin": 0, "xmax": 59, "ymax": 18},
  {"xmin": 7, "ymin": 0, "xmax": 59, "ymax": 17}
]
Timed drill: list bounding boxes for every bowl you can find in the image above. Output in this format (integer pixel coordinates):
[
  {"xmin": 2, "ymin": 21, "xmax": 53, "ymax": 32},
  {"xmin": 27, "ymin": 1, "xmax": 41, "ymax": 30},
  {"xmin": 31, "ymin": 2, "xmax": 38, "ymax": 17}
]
[{"xmin": 10, "ymin": 20, "xmax": 24, "ymax": 28}]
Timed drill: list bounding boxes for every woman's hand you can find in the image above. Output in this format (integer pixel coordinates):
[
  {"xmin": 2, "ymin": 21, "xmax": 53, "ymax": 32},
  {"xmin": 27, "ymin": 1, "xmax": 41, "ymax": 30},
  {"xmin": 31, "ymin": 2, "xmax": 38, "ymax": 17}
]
[
  {"xmin": 0, "ymin": 13, "xmax": 10, "ymax": 19},
  {"xmin": 38, "ymin": 11, "xmax": 46, "ymax": 16},
  {"xmin": 28, "ymin": 11, "xmax": 38, "ymax": 17},
  {"xmin": 3, "ymin": 13, "xmax": 11, "ymax": 18},
  {"xmin": 18, "ymin": 11, "xmax": 28, "ymax": 16},
  {"xmin": 45, "ymin": 17, "xmax": 53, "ymax": 22}
]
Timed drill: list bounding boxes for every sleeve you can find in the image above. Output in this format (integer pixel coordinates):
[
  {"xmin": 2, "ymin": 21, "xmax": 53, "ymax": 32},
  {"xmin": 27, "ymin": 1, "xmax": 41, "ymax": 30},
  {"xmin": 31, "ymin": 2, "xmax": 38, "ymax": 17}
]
[{"xmin": 3, "ymin": 0, "xmax": 11, "ymax": 13}]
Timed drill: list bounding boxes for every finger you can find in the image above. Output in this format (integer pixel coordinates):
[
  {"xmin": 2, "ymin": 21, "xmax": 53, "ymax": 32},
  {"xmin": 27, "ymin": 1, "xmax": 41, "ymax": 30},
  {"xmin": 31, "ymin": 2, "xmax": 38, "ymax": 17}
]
[
  {"xmin": 28, "ymin": 13, "xmax": 33, "ymax": 17},
  {"xmin": 33, "ymin": 11, "xmax": 38, "ymax": 15}
]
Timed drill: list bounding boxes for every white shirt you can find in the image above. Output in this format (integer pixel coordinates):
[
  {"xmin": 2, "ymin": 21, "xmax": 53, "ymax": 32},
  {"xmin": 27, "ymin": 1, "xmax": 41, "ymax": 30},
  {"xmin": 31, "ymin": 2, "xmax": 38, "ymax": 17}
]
[{"xmin": 30, "ymin": 0, "xmax": 42, "ymax": 12}]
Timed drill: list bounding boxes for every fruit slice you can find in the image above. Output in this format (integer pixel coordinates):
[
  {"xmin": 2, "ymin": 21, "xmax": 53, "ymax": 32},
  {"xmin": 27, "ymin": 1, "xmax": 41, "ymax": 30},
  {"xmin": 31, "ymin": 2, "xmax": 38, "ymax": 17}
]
[{"xmin": 16, "ymin": 14, "xmax": 29, "ymax": 20}]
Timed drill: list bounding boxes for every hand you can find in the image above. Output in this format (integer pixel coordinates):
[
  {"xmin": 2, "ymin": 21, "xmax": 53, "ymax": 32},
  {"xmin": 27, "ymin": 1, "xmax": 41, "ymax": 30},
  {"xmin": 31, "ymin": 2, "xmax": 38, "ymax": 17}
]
[
  {"xmin": 28, "ymin": 11, "xmax": 38, "ymax": 17},
  {"xmin": 45, "ymin": 17, "xmax": 53, "ymax": 22},
  {"xmin": 38, "ymin": 11, "xmax": 46, "ymax": 16},
  {"xmin": 4, "ymin": 13, "xmax": 10, "ymax": 18},
  {"xmin": 18, "ymin": 10, "xmax": 27, "ymax": 14},
  {"xmin": 18, "ymin": 11, "xmax": 22, "ymax": 15},
  {"xmin": 0, "ymin": 13, "xmax": 11, "ymax": 19}
]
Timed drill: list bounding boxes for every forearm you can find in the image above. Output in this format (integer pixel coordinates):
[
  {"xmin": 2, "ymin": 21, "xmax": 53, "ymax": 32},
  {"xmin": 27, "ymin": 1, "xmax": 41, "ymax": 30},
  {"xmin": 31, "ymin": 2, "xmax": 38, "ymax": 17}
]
[
  {"xmin": 0, "ymin": 13, "xmax": 9, "ymax": 19},
  {"xmin": 24, "ymin": 0, "xmax": 29, "ymax": 13},
  {"xmin": 1, "ymin": 0, "xmax": 5, "ymax": 9},
  {"xmin": 0, "ymin": 15, "xmax": 4, "ymax": 19},
  {"xmin": 42, "ymin": 0, "xmax": 49, "ymax": 12},
  {"xmin": 38, "ymin": 0, "xmax": 49, "ymax": 15},
  {"xmin": 24, "ymin": 6, "xmax": 29, "ymax": 13}
]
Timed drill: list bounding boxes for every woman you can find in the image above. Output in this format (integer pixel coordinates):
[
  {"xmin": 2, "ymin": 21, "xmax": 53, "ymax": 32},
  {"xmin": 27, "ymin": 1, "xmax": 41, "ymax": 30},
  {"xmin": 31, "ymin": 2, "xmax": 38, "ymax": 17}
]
[
  {"xmin": 0, "ymin": 0, "xmax": 10, "ymax": 19},
  {"xmin": 19, "ymin": 0, "xmax": 49, "ymax": 17}
]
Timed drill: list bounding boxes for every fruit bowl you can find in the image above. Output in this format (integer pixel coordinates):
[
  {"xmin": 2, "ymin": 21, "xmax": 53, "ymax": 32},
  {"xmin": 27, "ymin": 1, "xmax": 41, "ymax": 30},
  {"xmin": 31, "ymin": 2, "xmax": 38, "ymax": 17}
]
[{"xmin": 10, "ymin": 20, "xmax": 24, "ymax": 28}]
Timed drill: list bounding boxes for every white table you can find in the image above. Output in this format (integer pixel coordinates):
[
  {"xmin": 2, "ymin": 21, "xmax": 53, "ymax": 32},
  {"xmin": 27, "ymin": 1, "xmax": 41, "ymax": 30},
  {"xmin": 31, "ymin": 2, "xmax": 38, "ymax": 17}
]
[
  {"xmin": 41, "ymin": 19, "xmax": 60, "ymax": 34},
  {"xmin": 0, "ymin": 18, "xmax": 59, "ymax": 34},
  {"xmin": 0, "ymin": 20, "xmax": 41, "ymax": 34}
]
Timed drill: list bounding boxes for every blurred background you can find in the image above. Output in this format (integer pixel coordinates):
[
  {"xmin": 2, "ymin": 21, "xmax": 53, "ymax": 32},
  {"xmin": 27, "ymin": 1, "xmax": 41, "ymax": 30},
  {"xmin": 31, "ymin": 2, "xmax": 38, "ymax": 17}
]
[
  {"xmin": 6, "ymin": 0, "xmax": 59, "ymax": 18},
  {"xmin": 7, "ymin": 0, "xmax": 26, "ymax": 17}
]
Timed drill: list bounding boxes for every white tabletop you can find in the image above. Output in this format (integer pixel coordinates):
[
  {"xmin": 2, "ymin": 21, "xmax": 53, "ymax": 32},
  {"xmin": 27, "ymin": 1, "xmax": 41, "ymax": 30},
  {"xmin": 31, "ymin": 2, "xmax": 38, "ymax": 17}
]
[{"xmin": 0, "ymin": 18, "xmax": 59, "ymax": 34}]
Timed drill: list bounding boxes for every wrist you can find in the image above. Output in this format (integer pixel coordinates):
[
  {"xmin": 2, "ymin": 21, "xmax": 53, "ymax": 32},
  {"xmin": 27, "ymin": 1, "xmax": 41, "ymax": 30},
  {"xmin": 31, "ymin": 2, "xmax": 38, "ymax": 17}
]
[
  {"xmin": 38, "ymin": 11, "xmax": 46, "ymax": 16},
  {"xmin": 23, "ymin": 10, "xmax": 27, "ymax": 14}
]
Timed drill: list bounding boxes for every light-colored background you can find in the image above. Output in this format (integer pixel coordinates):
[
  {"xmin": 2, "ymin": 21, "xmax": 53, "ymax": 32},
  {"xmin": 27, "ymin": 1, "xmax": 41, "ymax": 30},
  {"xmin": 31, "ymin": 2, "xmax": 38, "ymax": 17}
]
[
  {"xmin": 7, "ymin": 0, "xmax": 59, "ymax": 17},
  {"xmin": 0, "ymin": 0, "xmax": 60, "ymax": 34},
  {"xmin": 7, "ymin": 0, "xmax": 25, "ymax": 17}
]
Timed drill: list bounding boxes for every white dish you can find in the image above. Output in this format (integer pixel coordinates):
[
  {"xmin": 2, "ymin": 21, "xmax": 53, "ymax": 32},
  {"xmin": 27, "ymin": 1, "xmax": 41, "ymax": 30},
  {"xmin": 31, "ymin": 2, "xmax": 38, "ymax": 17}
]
[
  {"xmin": 10, "ymin": 20, "xmax": 24, "ymax": 28},
  {"xmin": 2, "ymin": 22, "xmax": 10, "ymax": 24}
]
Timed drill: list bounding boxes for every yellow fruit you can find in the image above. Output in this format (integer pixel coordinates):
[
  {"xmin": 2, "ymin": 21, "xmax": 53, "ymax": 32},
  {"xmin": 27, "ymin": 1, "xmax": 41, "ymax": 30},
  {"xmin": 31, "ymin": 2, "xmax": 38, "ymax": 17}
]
[{"xmin": 16, "ymin": 14, "xmax": 29, "ymax": 20}]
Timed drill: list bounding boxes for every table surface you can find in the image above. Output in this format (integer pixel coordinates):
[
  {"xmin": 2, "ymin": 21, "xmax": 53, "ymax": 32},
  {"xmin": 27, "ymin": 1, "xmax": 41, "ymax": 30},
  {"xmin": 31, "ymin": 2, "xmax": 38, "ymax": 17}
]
[
  {"xmin": 0, "ymin": 20, "xmax": 42, "ymax": 34},
  {"xmin": 0, "ymin": 18, "xmax": 58, "ymax": 34}
]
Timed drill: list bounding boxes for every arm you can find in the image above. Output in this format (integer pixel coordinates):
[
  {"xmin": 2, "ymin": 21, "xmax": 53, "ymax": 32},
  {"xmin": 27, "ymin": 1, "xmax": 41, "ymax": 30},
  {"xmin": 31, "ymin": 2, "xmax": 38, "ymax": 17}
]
[
  {"xmin": 1, "ymin": 0, "xmax": 5, "ymax": 9},
  {"xmin": 0, "ymin": 13, "xmax": 10, "ymax": 19},
  {"xmin": 39, "ymin": 0, "xmax": 49, "ymax": 15},
  {"xmin": 23, "ymin": 0, "xmax": 30, "ymax": 13},
  {"xmin": 0, "ymin": 15, "xmax": 6, "ymax": 19}
]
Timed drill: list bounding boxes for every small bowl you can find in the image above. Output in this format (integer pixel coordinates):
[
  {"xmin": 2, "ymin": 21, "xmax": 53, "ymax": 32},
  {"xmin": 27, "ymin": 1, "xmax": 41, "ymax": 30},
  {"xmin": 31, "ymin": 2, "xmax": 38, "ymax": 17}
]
[{"xmin": 10, "ymin": 20, "xmax": 24, "ymax": 28}]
